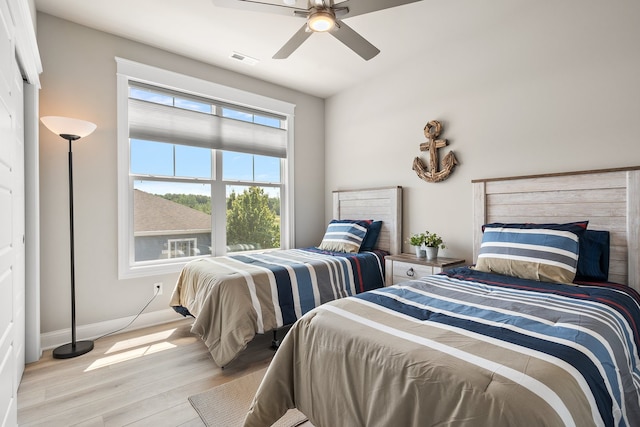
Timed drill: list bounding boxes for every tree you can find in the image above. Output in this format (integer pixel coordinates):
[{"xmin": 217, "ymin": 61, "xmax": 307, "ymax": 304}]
[
  {"xmin": 227, "ymin": 187, "xmax": 280, "ymax": 249},
  {"xmin": 160, "ymin": 193, "xmax": 211, "ymax": 215},
  {"xmin": 268, "ymin": 196, "xmax": 280, "ymax": 216}
]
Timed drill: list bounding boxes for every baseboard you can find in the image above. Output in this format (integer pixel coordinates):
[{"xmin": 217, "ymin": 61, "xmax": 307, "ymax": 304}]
[{"xmin": 40, "ymin": 308, "xmax": 184, "ymax": 351}]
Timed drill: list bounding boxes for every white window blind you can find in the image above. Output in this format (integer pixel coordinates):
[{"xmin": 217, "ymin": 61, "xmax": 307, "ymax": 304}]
[{"xmin": 128, "ymin": 83, "xmax": 288, "ymax": 158}]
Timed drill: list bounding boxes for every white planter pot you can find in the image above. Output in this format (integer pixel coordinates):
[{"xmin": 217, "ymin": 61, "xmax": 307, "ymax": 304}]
[{"xmin": 414, "ymin": 246, "xmax": 426, "ymax": 258}]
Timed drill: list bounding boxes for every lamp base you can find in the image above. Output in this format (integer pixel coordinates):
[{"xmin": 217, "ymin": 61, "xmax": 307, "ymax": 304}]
[{"xmin": 52, "ymin": 340, "xmax": 94, "ymax": 359}]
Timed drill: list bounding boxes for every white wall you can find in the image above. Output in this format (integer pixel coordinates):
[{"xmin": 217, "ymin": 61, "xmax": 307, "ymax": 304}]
[
  {"xmin": 36, "ymin": 13, "xmax": 325, "ymax": 334},
  {"xmin": 325, "ymin": 0, "xmax": 640, "ymax": 265}
]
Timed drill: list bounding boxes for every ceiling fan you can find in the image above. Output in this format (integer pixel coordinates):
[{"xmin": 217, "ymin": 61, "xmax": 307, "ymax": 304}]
[{"xmin": 212, "ymin": 0, "xmax": 423, "ymax": 60}]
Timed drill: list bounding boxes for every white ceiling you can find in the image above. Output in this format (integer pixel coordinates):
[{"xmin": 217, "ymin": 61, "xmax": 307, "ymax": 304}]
[{"xmin": 33, "ymin": 0, "xmax": 522, "ymax": 98}]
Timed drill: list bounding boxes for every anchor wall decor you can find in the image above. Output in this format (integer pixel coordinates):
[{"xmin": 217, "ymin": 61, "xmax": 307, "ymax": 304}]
[{"xmin": 412, "ymin": 120, "xmax": 458, "ymax": 183}]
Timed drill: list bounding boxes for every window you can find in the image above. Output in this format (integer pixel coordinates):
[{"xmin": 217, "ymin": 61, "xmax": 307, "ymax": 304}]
[
  {"xmin": 167, "ymin": 238, "xmax": 198, "ymax": 258},
  {"xmin": 117, "ymin": 58, "xmax": 295, "ymax": 278}
]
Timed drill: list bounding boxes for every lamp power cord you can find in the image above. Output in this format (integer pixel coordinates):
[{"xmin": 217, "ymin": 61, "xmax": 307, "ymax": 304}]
[{"xmin": 94, "ymin": 286, "xmax": 161, "ymax": 342}]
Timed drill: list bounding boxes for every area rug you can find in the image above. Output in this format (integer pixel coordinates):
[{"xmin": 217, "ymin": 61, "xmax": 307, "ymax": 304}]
[{"xmin": 188, "ymin": 367, "xmax": 308, "ymax": 427}]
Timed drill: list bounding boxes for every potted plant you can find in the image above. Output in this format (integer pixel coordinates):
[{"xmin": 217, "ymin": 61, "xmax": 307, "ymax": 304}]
[
  {"xmin": 408, "ymin": 233, "xmax": 426, "ymax": 257},
  {"xmin": 423, "ymin": 231, "xmax": 445, "ymax": 260}
]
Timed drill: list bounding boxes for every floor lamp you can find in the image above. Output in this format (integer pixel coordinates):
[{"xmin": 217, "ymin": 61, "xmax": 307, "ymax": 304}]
[{"xmin": 41, "ymin": 116, "xmax": 97, "ymax": 359}]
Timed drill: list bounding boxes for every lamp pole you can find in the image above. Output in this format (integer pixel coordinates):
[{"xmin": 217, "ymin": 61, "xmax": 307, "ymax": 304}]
[{"xmin": 51, "ymin": 133, "xmax": 94, "ymax": 359}]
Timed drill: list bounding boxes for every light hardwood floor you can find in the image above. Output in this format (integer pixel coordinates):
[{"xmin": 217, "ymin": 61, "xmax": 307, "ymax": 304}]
[{"xmin": 17, "ymin": 318, "xmax": 278, "ymax": 426}]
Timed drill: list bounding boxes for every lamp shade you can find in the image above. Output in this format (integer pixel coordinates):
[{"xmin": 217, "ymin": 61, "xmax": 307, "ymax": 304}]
[{"xmin": 41, "ymin": 116, "xmax": 97, "ymax": 139}]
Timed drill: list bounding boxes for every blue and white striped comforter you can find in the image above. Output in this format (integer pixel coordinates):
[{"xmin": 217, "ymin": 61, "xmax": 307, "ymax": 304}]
[
  {"xmin": 245, "ymin": 267, "xmax": 640, "ymax": 427},
  {"xmin": 170, "ymin": 248, "xmax": 386, "ymax": 366}
]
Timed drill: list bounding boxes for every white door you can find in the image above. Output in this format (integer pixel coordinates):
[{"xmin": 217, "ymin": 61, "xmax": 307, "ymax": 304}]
[
  {"xmin": 13, "ymin": 64, "xmax": 26, "ymax": 386},
  {"xmin": 0, "ymin": 0, "xmax": 24, "ymax": 424}
]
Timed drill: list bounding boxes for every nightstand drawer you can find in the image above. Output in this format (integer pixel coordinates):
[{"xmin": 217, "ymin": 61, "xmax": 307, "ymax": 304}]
[
  {"xmin": 392, "ymin": 261, "xmax": 434, "ymax": 282},
  {"xmin": 385, "ymin": 254, "xmax": 465, "ymax": 286}
]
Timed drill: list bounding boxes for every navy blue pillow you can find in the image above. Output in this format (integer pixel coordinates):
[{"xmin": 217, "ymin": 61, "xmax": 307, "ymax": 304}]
[
  {"xmin": 360, "ymin": 221, "xmax": 382, "ymax": 252},
  {"xmin": 575, "ymin": 230, "xmax": 610, "ymax": 282}
]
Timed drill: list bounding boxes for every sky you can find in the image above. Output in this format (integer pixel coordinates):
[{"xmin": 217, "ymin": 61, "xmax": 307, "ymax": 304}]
[{"xmin": 131, "ymin": 141, "xmax": 281, "ymax": 197}]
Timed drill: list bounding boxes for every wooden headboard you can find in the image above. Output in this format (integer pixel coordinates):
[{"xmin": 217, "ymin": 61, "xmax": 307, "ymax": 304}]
[
  {"xmin": 472, "ymin": 167, "xmax": 640, "ymax": 291},
  {"xmin": 333, "ymin": 187, "xmax": 403, "ymax": 255}
]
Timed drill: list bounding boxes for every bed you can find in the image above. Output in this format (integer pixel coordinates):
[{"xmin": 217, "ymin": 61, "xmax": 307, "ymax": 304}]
[
  {"xmin": 244, "ymin": 167, "xmax": 640, "ymax": 427},
  {"xmin": 169, "ymin": 186, "xmax": 403, "ymax": 367}
]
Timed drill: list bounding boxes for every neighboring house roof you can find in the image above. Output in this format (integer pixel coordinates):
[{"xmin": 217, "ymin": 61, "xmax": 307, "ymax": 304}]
[{"xmin": 134, "ymin": 189, "xmax": 211, "ymax": 234}]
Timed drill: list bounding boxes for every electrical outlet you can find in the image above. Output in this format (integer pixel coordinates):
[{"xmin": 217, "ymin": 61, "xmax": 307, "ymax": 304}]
[{"xmin": 154, "ymin": 282, "xmax": 163, "ymax": 296}]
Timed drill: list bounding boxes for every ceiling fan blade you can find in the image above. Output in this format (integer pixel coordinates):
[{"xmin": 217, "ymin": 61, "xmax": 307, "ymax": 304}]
[
  {"xmin": 339, "ymin": 0, "xmax": 423, "ymax": 19},
  {"xmin": 211, "ymin": 0, "xmax": 307, "ymax": 17},
  {"xmin": 330, "ymin": 21, "xmax": 380, "ymax": 60},
  {"xmin": 273, "ymin": 24, "xmax": 313, "ymax": 59}
]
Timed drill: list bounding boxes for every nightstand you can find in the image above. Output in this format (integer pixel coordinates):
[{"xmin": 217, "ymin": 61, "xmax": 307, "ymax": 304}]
[{"xmin": 385, "ymin": 253, "xmax": 465, "ymax": 286}]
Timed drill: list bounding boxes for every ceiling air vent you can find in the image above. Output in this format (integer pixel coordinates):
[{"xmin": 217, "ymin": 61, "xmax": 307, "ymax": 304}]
[{"xmin": 229, "ymin": 52, "xmax": 259, "ymax": 66}]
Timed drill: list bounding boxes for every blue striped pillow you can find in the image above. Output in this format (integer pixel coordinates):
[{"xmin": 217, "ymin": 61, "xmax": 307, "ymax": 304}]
[
  {"xmin": 475, "ymin": 221, "xmax": 588, "ymax": 284},
  {"xmin": 318, "ymin": 219, "xmax": 371, "ymax": 253}
]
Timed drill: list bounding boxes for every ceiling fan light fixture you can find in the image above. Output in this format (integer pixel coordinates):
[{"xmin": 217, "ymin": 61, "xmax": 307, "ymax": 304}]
[{"xmin": 308, "ymin": 9, "xmax": 335, "ymax": 32}]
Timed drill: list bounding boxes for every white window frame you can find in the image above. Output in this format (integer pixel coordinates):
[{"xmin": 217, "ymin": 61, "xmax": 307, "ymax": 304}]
[{"xmin": 116, "ymin": 58, "xmax": 295, "ymax": 279}]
